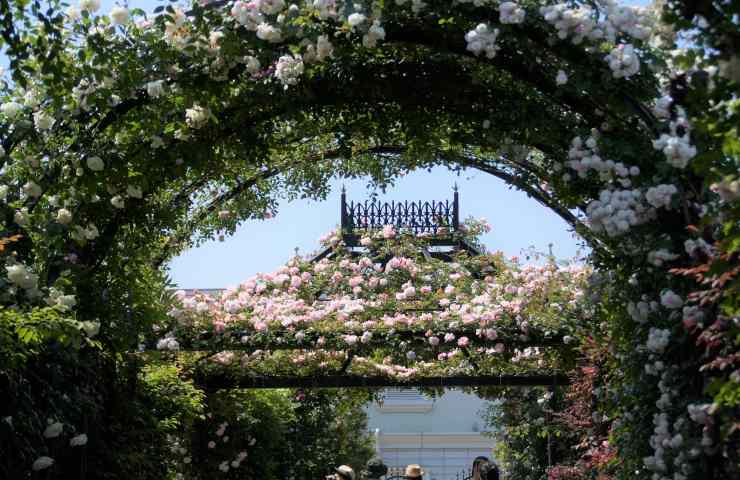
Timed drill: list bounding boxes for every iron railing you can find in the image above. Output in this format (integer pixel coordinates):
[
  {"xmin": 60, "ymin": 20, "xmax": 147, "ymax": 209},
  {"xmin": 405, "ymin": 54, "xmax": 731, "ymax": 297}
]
[{"xmin": 341, "ymin": 187, "xmax": 459, "ymax": 235}]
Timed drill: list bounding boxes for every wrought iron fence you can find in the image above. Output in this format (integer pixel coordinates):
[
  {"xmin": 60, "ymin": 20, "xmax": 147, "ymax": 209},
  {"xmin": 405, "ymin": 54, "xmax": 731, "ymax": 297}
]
[{"xmin": 341, "ymin": 188, "xmax": 460, "ymax": 235}]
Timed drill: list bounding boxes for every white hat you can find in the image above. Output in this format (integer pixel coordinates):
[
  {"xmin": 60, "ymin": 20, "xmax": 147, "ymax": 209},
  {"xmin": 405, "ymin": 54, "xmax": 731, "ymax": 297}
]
[
  {"xmin": 335, "ymin": 465, "xmax": 355, "ymax": 480},
  {"xmin": 405, "ymin": 464, "xmax": 424, "ymax": 478}
]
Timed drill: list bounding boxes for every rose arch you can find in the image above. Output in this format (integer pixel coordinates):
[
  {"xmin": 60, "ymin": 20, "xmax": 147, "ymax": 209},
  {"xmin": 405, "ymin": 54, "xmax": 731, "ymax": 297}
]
[
  {"xmin": 154, "ymin": 196, "xmax": 583, "ymax": 391},
  {"xmin": 0, "ymin": 0, "xmax": 737, "ymax": 479}
]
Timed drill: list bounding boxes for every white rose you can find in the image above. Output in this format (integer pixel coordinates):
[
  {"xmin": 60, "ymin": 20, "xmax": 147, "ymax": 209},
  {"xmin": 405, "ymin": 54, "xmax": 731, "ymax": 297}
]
[
  {"xmin": 556, "ymin": 70, "xmax": 568, "ymax": 85},
  {"xmin": 33, "ymin": 111, "xmax": 55, "ymax": 131},
  {"xmin": 660, "ymin": 290, "xmax": 683, "ymax": 309},
  {"xmin": 256, "ymin": 23, "xmax": 282, "ymax": 43},
  {"xmin": 56, "ymin": 208, "xmax": 73, "ymax": 225},
  {"xmin": 43, "ymin": 422, "xmax": 64, "ymax": 438},
  {"xmin": 56, "ymin": 295, "xmax": 77, "ymax": 311},
  {"xmin": 23, "ymin": 90, "xmax": 40, "ymax": 107},
  {"xmin": 316, "ymin": 35, "xmax": 333, "ymax": 61},
  {"xmin": 66, "ymin": 6, "xmax": 81, "ymax": 20},
  {"xmin": 7, "ymin": 264, "xmax": 31, "ymax": 287},
  {"xmin": 245, "ymin": 56, "xmax": 261, "ymax": 74},
  {"xmin": 110, "ymin": 195, "xmax": 125, "ymax": 209},
  {"xmin": 109, "ymin": 6, "xmax": 129, "ymax": 24},
  {"xmin": 274, "ymin": 54, "xmax": 304, "ymax": 86},
  {"xmin": 23, "ymin": 181, "xmax": 42, "ymax": 198},
  {"xmin": 14, "ymin": 208, "xmax": 29, "ymax": 226},
  {"xmin": 126, "ymin": 185, "xmax": 143, "ymax": 199},
  {"xmin": 81, "ymin": 321, "xmax": 100, "ymax": 337},
  {"xmin": 0, "ymin": 101, "xmax": 23, "ymax": 119},
  {"xmin": 260, "ymin": 0, "xmax": 285, "ymax": 15},
  {"xmin": 86, "ymin": 156, "xmax": 104, "ymax": 171},
  {"xmin": 185, "ymin": 105, "xmax": 210, "ymax": 129},
  {"xmin": 84, "ymin": 224, "xmax": 99, "ymax": 240},
  {"xmin": 70, "ymin": 433, "xmax": 88, "ymax": 447},
  {"xmin": 79, "ymin": 0, "xmax": 101, "ymax": 12},
  {"xmin": 32, "ymin": 456, "xmax": 54, "ymax": 471},
  {"xmin": 499, "ymin": 1, "xmax": 526, "ymax": 24},
  {"xmin": 146, "ymin": 80, "xmax": 165, "ymax": 98},
  {"xmin": 347, "ymin": 13, "xmax": 366, "ymax": 28}
]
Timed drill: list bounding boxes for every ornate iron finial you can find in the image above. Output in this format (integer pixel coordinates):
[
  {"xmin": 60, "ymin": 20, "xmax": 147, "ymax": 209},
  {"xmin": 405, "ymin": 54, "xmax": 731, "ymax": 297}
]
[
  {"xmin": 294, "ymin": 247, "xmax": 300, "ymax": 257},
  {"xmin": 453, "ymin": 182, "xmax": 458, "ymax": 192},
  {"xmin": 341, "ymin": 184, "xmax": 346, "ymax": 194}
]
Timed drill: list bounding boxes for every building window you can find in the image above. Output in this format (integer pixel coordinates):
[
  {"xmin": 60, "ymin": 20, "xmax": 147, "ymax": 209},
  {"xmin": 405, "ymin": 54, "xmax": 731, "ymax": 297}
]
[{"xmin": 376, "ymin": 389, "xmax": 434, "ymax": 413}]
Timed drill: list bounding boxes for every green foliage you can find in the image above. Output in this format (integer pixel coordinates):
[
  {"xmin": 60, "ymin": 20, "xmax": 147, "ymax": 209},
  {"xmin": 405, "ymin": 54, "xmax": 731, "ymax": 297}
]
[
  {"xmin": 164, "ymin": 387, "xmax": 375, "ymax": 479},
  {"xmin": 140, "ymin": 362, "xmax": 206, "ymax": 434},
  {"xmin": 483, "ymin": 388, "xmax": 578, "ymax": 480},
  {"xmin": 0, "ymin": 306, "xmax": 83, "ymax": 367}
]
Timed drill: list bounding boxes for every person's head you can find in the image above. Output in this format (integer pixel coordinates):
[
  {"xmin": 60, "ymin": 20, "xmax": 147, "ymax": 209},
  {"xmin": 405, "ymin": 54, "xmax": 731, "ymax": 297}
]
[
  {"xmin": 472, "ymin": 456, "xmax": 489, "ymax": 472},
  {"xmin": 333, "ymin": 465, "xmax": 356, "ymax": 480},
  {"xmin": 365, "ymin": 457, "xmax": 388, "ymax": 478},
  {"xmin": 404, "ymin": 464, "xmax": 424, "ymax": 479},
  {"xmin": 479, "ymin": 462, "xmax": 500, "ymax": 480},
  {"xmin": 472, "ymin": 456, "xmax": 490, "ymax": 480}
]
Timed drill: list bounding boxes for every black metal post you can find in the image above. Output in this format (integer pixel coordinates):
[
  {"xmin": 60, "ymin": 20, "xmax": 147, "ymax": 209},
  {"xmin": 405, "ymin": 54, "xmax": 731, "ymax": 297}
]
[
  {"xmin": 452, "ymin": 184, "xmax": 459, "ymax": 231},
  {"xmin": 341, "ymin": 185, "xmax": 348, "ymax": 231}
]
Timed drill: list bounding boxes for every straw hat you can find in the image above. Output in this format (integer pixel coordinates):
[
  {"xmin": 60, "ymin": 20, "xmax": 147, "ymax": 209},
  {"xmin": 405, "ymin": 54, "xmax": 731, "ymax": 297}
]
[
  {"xmin": 335, "ymin": 465, "xmax": 356, "ymax": 480},
  {"xmin": 404, "ymin": 464, "xmax": 424, "ymax": 478}
]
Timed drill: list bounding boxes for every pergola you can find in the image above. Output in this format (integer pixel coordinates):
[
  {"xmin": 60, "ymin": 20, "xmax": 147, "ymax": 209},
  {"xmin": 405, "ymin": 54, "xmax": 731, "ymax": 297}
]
[{"xmin": 154, "ymin": 191, "xmax": 573, "ymax": 393}]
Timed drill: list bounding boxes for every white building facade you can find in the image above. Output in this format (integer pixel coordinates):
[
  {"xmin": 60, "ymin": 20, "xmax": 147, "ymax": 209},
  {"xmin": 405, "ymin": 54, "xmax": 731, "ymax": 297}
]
[{"xmin": 366, "ymin": 389, "xmax": 495, "ymax": 480}]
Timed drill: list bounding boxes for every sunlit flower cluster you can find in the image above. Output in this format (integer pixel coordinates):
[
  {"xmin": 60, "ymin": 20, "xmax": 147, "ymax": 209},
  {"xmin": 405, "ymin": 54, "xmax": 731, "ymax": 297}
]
[
  {"xmin": 158, "ymin": 229, "xmax": 588, "ymax": 379},
  {"xmin": 465, "ymin": 24, "xmax": 501, "ymax": 59},
  {"xmin": 585, "ymin": 188, "xmax": 654, "ymax": 236},
  {"xmin": 604, "ymin": 44, "xmax": 640, "ymax": 79}
]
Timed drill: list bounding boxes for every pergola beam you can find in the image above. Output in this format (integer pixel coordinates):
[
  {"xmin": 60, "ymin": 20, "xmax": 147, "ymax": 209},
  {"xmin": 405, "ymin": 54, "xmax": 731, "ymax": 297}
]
[
  {"xmin": 153, "ymin": 328, "xmax": 567, "ymax": 353},
  {"xmin": 196, "ymin": 374, "xmax": 570, "ymax": 390}
]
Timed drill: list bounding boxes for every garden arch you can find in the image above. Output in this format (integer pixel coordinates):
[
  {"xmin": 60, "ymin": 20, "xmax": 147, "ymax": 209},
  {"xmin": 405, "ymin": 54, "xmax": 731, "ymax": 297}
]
[{"xmin": 1, "ymin": 1, "xmax": 736, "ymax": 479}]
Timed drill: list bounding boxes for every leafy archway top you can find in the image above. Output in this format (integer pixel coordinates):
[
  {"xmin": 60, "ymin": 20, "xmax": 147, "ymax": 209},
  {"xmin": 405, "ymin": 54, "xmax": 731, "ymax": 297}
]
[
  {"xmin": 152, "ymin": 221, "xmax": 589, "ymax": 386},
  {"xmin": 0, "ymin": 0, "xmax": 712, "ymax": 319},
  {"xmin": 0, "ymin": 0, "xmax": 676, "ymax": 267}
]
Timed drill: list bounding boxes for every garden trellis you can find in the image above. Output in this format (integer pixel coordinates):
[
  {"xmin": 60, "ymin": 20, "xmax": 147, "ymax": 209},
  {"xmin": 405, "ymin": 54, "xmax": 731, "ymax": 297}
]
[
  {"xmin": 151, "ymin": 191, "xmax": 577, "ymax": 391},
  {"xmin": 0, "ymin": 0, "xmax": 737, "ymax": 478}
]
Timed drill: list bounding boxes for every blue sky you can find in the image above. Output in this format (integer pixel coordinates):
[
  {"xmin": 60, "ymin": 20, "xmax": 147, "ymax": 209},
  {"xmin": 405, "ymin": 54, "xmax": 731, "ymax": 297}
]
[
  {"xmin": 168, "ymin": 168, "xmax": 587, "ymax": 288},
  {"xmin": 1, "ymin": 0, "xmax": 654, "ymax": 288}
]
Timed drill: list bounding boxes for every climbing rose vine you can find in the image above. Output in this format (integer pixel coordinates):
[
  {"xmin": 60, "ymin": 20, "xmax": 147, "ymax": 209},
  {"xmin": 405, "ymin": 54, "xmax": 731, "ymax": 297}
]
[{"xmin": 157, "ymin": 222, "xmax": 589, "ymax": 379}]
